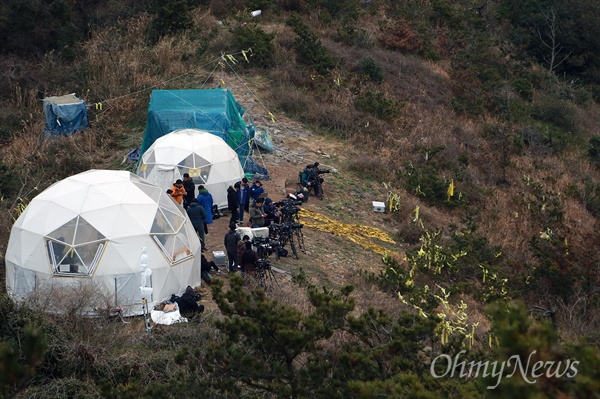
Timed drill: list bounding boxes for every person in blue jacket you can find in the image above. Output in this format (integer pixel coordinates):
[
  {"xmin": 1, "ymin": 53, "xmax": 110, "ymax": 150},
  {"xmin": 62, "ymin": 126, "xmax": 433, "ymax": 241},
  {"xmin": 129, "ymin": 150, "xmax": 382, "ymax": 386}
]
[
  {"xmin": 249, "ymin": 180, "xmax": 265, "ymax": 206},
  {"xmin": 196, "ymin": 185, "xmax": 213, "ymax": 234},
  {"xmin": 237, "ymin": 177, "xmax": 249, "ymax": 223},
  {"xmin": 263, "ymin": 197, "xmax": 280, "ymax": 225}
]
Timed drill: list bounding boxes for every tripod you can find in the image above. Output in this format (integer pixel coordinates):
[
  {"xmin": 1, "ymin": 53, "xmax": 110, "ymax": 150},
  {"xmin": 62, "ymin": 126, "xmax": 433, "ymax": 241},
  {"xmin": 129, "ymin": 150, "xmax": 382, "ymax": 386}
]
[
  {"xmin": 309, "ymin": 177, "xmax": 324, "ymax": 200},
  {"xmin": 255, "ymin": 259, "xmax": 278, "ymax": 290}
]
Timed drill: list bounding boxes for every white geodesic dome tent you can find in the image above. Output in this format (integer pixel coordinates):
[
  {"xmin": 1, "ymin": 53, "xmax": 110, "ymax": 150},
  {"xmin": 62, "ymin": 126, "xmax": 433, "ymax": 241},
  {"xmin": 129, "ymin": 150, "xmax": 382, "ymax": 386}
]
[
  {"xmin": 4, "ymin": 170, "xmax": 202, "ymax": 317},
  {"xmin": 137, "ymin": 128, "xmax": 245, "ymax": 209}
]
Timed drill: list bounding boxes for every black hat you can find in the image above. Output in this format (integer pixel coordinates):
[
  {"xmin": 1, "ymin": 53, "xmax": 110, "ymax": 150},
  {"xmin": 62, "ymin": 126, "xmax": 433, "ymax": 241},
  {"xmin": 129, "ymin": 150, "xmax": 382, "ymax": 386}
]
[{"xmin": 175, "ymin": 179, "xmax": 183, "ymax": 184}]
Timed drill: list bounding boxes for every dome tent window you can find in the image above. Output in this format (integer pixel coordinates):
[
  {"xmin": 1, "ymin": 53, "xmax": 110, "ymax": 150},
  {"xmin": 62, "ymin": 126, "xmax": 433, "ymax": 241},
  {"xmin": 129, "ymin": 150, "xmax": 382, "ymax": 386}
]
[
  {"xmin": 152, "ymin": 231, "xmax": 193, "ymax": 264},
  {"xmin": 45, "ymin": 216, "xmax": 107, "ymax": 276}
]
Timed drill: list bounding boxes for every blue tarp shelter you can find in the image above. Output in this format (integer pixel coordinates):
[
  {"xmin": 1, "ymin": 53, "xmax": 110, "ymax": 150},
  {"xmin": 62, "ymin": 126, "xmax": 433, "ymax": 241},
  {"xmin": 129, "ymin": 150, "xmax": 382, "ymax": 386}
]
[
  {"xmin": 141, "ymin": 89, "xmax": 255, "ymax": 169},
  {"xmin": 43, "ymin": 93, "xmax": 89, "ymax": 137}
]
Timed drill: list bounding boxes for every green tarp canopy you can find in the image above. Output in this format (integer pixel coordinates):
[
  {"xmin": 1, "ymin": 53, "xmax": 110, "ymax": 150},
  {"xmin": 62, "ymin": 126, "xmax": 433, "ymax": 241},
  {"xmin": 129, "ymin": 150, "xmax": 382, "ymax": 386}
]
[{"xmin": 141, "ymin": 89, "xmax": 253, "ymax": 166}]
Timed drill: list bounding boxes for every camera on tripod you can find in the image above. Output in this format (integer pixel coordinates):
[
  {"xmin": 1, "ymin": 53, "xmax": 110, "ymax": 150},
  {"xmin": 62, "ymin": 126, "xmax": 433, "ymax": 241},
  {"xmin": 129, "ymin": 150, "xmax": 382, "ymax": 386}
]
[
  {"xmin": 252, "ymin": 236, "xmax": 280, "ymax": 259},
  {"xmin": 256, "ymin": 258, "xmax": 271, "ymax": 271},
  {"xmin": 275, "ymin": 198, "xmax": 303, "ymax": 208}
]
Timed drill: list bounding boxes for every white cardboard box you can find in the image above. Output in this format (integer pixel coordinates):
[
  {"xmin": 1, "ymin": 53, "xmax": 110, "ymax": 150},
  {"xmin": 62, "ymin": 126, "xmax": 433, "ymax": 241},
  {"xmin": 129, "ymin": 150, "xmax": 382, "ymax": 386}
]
[{"xmin": 372, "ymin": 201, "xmax": 386, "ymax": 213}]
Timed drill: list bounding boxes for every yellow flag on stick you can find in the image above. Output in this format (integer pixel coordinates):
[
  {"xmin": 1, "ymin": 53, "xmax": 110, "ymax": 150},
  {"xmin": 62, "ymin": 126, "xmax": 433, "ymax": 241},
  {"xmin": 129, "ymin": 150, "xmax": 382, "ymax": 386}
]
[{"xmin": 447, "ymin": 179, "xmax": 454, "ymax": 201}]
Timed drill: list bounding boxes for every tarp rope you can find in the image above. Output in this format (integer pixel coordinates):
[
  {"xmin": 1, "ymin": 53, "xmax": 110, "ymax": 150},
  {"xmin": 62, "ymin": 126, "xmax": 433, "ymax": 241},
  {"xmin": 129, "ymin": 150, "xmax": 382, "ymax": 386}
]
[
  {"xmin": 86, "ymin": 50, "xmax": 250, "ymax": 118},
  {"xmin": 298, "ymin": 208, "xmax": 397, "ymax": 256}
]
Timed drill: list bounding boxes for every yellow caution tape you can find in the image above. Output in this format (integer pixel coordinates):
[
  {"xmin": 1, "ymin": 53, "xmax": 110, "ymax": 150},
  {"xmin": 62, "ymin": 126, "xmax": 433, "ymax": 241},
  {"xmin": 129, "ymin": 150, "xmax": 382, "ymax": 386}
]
[{"xmin": 299, "ymin": 208, "xmax": 397, "ymax": 256}]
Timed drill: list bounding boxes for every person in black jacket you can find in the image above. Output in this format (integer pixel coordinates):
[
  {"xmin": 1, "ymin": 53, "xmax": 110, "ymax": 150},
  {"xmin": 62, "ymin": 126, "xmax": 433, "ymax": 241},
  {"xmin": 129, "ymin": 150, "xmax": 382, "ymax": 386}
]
[
  {"xmin": 201, "ymin": 250, "xmax": 220, "ymax": 285},
  {"xmin": 223, "ymin": 223, "xmax": 240, "ymax": 272},
  {"xmin": 240, "ymin": 241, "xmax": 258, "ymax": 275},
  {"xmin": 182, "ymin": 173, "xmax": 196, "ymax": 209},
  {"xmin": 175, "ymin": 286, "xmax": 204, "ymax": 316},
  {"xmin": 186, "ymin": 199, "xmax": 207, "ymax": 246},
  {"xmin": 227, "ymin": 184, "xmax": 240, "ymax": 225}
]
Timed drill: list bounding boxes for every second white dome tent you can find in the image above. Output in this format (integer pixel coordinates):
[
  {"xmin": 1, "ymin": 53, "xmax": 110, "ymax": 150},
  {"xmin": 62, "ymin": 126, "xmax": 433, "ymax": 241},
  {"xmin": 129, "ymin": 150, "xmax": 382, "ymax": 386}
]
[{"xmin": 137, "ymin": 128, "xmax": 246, "ymax": 209}]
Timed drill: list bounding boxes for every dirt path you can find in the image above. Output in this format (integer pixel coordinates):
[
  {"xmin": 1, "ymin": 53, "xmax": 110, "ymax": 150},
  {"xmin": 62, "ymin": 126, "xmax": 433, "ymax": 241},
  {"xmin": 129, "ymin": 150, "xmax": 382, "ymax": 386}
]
[{"xmin": 198, "ymin": 80, "xmax": 401, "ymax": 313}]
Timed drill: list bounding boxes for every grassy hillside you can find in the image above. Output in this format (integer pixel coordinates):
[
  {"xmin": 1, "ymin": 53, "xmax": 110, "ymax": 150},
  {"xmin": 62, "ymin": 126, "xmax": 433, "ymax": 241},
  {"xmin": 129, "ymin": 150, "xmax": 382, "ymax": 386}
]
[{"xmin": 1, "ymin": 1, "xmax": 600, "ymax": 397}]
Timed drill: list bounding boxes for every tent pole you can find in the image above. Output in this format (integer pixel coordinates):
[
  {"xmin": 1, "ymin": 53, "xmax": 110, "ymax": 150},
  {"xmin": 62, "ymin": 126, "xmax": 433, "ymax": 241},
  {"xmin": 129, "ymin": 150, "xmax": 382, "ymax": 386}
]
[{"xmin": 142, "ymin": 298, "xmax": 151, "ymax": 335}]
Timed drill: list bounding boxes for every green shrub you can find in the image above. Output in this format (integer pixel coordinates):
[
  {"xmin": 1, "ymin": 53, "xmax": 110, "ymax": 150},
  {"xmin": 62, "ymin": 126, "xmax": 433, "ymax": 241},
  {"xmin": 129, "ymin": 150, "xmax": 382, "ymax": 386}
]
[
  {"xmin": 287, "ymin": 16, "xmax": 336, "ymax": 74},
  {"xmin": 0, "ymin": 162, "xmax": 19, "ymax": 198},
  {"xmin": 357, "ymin": 56, "xmax": 383, "ymax": 83},
  {"xmin": 577, "ymin": 178, "xmax": 600, "ymax": 217},
  {"xmin": 354, "ymin": 90, "xmax": 401, "ymax": 121},
  {"xmin": 401, "ymin": 163, "xmax": 446, "ymax": 203},
  {"xmin": 531, "ymin": 99, "xmax": 578, "ymax": 132},
  {"xmin": 148, "ymin": 0, "xmax": 192, "ymax": 40},
  {"xmin": 316, "ymin": 0, "xmax": 359, "ymax": 19},
  {"xmin": 517, "ymin": 124, "xmax": 569, "ymax": 155},
  {"xmin": 588, "ymin": 136, "xmax": 600, "ymax": 169},
  {"xmin": 230, "ymin": 24, "xmax": 276, "ymax": 68}
]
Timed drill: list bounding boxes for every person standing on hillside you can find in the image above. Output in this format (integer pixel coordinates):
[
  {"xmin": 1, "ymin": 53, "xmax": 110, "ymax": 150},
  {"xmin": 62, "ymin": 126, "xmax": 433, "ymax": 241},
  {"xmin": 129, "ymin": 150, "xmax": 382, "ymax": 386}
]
[
  {"xmin": 249, "ymin": 180, "xmax": 265, "ymax": 206},
  {"xmin": 170, "ymin": 179, "xmax": 187, "ymax": 206},
  {"xmin": 186, "ymin": 199, "xmax": 207, "ymax": 247},
  {"xmin": 196, "ymin": 185, "xmax": 213, "ymax": 234},
  {"xmin": 249, "ymin": 197, "xmax": 266, "ymax": 228},
  {"xmin": 237, "ymin": 234, "xmax": 250, "ymax": 265},
  {"xmin": 239, "ymin": 241, "xmax": 258, "ymax": 276},
  {"xmin": 238, "ymin": 177, "xmax": 250, "ymax": 223},
  {"xmin": 263, "ymin": 197, "xmax": 280, "ymax": 225},
  {"xmin": 223, "ymin": 223, "xmax": 240, "ymax": 273},
  {"xmin": 182, "ymin": 173, "xmax": 195, "ymax": 209},
  {"xmin": 227, "ymin": 183, "xmax": 240, "ymax": 225}
]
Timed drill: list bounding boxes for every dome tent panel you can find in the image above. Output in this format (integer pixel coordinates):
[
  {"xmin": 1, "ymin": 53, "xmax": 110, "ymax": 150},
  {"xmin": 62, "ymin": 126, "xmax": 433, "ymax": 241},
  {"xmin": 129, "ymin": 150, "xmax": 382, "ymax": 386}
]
[
  {"xmin": 137, "ymin": 128, "xmax": 245, "ymax": 209},
  {"xmin": 83, "ymin": 205, "xmax": 154, "ymax": 238},
  {"xmin": 20, "ymin": 200, "xmax": 79, "ymax": 235},
  {"xmin": 157, "ymin": 146, "xmax": 191, "ymax": 166},
  {"xmin": 5, "ymin": 170, "xmax": 201, "ymax": 317}
]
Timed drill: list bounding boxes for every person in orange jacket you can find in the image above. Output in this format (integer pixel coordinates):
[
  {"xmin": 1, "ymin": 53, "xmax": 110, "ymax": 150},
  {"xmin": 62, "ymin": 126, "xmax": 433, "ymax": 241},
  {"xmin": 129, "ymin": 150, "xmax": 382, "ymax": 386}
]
[{"xmin": 170, "ymin": 179, "xmax": 187, "ymax": 205}]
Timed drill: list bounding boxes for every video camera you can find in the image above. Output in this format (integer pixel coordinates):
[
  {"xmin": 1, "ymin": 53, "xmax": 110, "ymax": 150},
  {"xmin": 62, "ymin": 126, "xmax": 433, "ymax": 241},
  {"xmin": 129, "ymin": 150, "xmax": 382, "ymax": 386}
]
[
  {"xmin": 252, "ymin": 236, "xmax": 280, "ymax": 259},
  {"xmin": 256, "ymin": 258, "xmax": 271, "ymax": 271},
  {"xmin": 275, "ymin": 196, "xmax": 303, "ymax": 208}
]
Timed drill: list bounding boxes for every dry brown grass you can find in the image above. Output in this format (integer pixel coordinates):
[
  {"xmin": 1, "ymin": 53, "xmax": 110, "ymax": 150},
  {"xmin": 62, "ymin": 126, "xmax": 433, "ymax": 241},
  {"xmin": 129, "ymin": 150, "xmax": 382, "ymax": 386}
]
[
  {"xmin": 0, "ymin": 119, "xmax": 45, "ymax": 166},
  {"xmin": 3, "ymin": 4, "xmax": 600, "ymax": 352}
]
